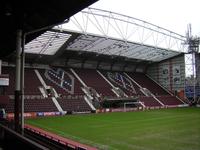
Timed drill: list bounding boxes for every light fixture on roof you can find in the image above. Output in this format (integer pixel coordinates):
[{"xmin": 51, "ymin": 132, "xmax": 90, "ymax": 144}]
[{"xmin": 55, "ymin": 35, "xmax": 60, "ymax": 38}]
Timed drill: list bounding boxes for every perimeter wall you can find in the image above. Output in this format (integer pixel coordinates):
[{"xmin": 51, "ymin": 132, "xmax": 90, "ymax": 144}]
[{"xmin": 147, "ymin": 55, "xmax": 185, "ymax": 95}]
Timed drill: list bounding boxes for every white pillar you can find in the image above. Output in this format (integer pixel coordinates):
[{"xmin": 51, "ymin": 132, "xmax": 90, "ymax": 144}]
[
  {"xmin": 14, "ymin": 29, "xmax": 22, "ymax": 132},
  {"xmin": 20, "ymin": 34, "xmax": 25, "ymax": 134},
  {"xmin": 15, "ymin": 30, "xmax": 22, "ymax": 91}
]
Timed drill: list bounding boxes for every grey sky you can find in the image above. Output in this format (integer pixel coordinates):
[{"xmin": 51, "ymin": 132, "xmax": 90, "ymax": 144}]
[{"xmin": 91, "ymin": 0, "xmax": 200, "ymax": 36}]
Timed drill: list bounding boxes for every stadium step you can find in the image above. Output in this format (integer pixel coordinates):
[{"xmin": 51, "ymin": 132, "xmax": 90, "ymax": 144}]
[
  {"xmin": 146, "ymin": 74, "xmax": 174, "ymax": 96},
  {"xmin": 84, "ymin": 95, "xmax": 96, "ymax": 111},
  {"xmin": 34, "ymin": 69, "xmax": 48, "ymax": 89},
  {"xmin": 96, "ymin": 70, "xmax": 119, "ymax": 97},
  {"xmin": 152, "ymin": 95, "xmax": 165, "ymax": 106},
  {"xmin": 97, "ymin": 70, "xmax": 114, "ymax": 88},
  {"xmin": 70, "ymin": 68, "xmax": 96, "ymax": 110},
  {"xmin": 70, "ymin": 68, "xmax": 87, "ymax": 87},
  {"xmin": 51, "ymin": 97, "xmax": 64, "ymax": 112}
]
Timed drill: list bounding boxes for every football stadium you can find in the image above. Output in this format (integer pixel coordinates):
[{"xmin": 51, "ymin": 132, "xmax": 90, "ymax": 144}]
[{"xmin": 0, "ymin": 1, "xmax": 200, "ymax": 150}]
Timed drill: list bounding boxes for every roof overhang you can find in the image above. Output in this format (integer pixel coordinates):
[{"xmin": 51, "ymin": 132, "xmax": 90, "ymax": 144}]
[
  {"xmin": 65, "ymin": 32, "xmax": 181, "ymax": 62},
  {"xmin": 0, "ymin": 0, "xmax": 98, "ymax": 59},
  {"xmin": 25, "ymin": 29, "xmax": 183, "ymax": 63}
]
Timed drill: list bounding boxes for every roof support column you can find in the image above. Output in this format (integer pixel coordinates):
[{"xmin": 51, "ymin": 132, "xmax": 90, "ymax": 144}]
[
  {"xmin": 14, "ymin": 29, "xmax": 22, "ymax": 133},
  {"xmin": 20, "ymin": 33, "xmax": 25, "ymax": 135}
]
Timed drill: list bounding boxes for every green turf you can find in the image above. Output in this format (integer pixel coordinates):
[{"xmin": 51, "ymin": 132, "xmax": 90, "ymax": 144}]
[{"xmin": 26, "ymin": 107, "xmax": 200, "ymax": 150}]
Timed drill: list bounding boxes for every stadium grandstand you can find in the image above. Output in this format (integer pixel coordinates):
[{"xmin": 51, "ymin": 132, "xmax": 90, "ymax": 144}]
[{"xmin": 0, "ymin": 0, "xmax": 200, "ymax": 150}]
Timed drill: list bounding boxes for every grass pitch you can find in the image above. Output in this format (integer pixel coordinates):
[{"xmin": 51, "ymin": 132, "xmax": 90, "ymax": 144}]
[{"xmin": 26, "ymin": 107, "xmax": 200, "ymax": 150}]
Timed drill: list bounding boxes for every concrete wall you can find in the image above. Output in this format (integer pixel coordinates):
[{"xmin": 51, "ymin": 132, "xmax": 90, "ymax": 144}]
[
  {"xmin": 147, "ymin": 55, "xmax": 185, "ymax": 92},
  {"xmin": 195, "ymin": 53, "xmax": 200, "ymax": 85}
]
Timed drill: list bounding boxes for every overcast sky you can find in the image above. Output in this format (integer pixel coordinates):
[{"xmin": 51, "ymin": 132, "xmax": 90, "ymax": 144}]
[{"xmin": 90, "ymin": 0, "xmax": 200, "ymax": 37}]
